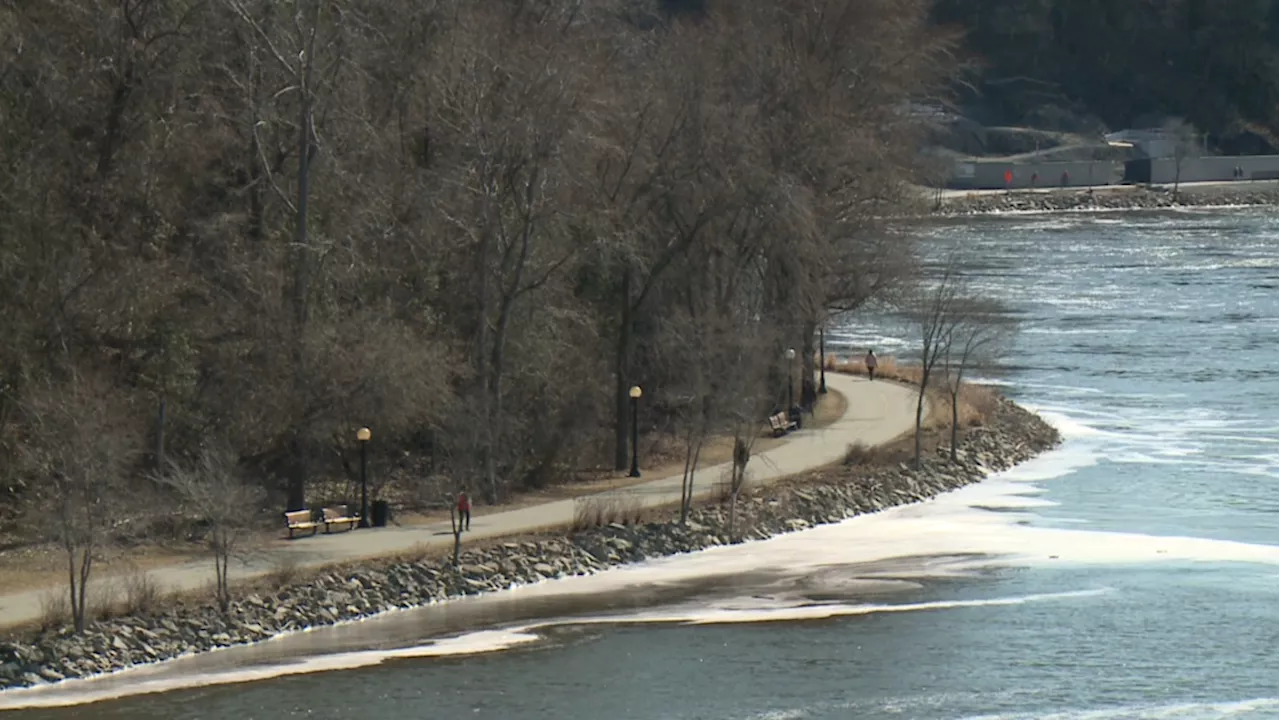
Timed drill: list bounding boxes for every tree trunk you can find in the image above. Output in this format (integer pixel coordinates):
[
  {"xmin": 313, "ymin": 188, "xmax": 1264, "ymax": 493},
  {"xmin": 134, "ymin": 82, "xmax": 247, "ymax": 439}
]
[
  {"xmin": 949, "ymin": 389, "xmax": 959, "ymax": 463},
  {"xmin": 286, "ymin": 48, "xmax": 316, "ymax": 512},
  {"xmin": 450, "ymin": 508, "xmax": 462, "ymax": 567},
  {"xmin": 728, "ymin": 487, "xmax": 738, "ymax": 539},
  {"xmin": 614, "ymin": 269, "xmax": 633, "ymax": 471},
  {"xmin": 215, "ymin": 531, "xmax": 230, "ymax": 614},
  {"xmin": 679, "ymin": 404, "xmax": 708, "ymax": 524},
  {"xmin": 66, "ymin": 550, "xmax": 81, "ymax": 633},
  {"xmin": 72, "ymin": 546, "xmax": 92, "ymax": 634},
  {"xmin": 154, "ymin": 394, "xmax": 166, "ymax": 471},
  {"xmin": 913, "ymin": 385, "xmax": 927, "ymax": 468},
  {"xmin": 246, "ymin": 37, "xmax": 265, "ymax": 244},
  {"xmin": 800, "ymin": 319, "xmax": 817, "ymax": 388},
  {"xmin": 286, "ymin": 433, "xmax": 306, "ymax": 511},
  {"xmin": 485, "ymin": 278, "xmax": 521, "ymax": 504},
  {"xmin": 155, "ymin": 340, "xmax": 171, "ymax": 471}
]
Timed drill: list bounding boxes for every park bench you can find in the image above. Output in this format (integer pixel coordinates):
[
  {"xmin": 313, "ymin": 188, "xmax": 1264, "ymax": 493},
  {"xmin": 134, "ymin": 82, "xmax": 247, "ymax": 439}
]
[
  {"xmin": 322, "ymin": 505, "xmax": 359, "ymax": 533},
  {"xmin": 768, "ymin": 411, "xmax": 797, "ymax": 437},
  {"xmin": 284, "ymin": 510, "xmax": 318, "ymax": 539}
]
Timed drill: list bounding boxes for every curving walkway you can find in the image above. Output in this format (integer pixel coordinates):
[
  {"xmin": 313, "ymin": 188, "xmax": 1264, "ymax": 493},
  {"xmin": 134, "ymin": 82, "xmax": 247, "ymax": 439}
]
[{"xmin": 0, "ymin": 371, "xmax": 919, "ymax": 628}]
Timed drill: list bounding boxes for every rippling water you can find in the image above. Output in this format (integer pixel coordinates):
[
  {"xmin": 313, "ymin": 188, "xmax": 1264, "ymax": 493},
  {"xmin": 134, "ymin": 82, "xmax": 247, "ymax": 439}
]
[{"xmin": 4, "ymin": 208, "xmax": 1277, "ymax": 720}]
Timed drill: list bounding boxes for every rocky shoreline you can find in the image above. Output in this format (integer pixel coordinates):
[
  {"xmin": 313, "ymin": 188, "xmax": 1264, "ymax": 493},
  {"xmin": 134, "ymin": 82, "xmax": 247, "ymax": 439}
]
[
  {"xmin": 936, "ymin": 183, "xmax": 1277, "ymax": 215},
  {"xmin": 0, "ymin": 395, "xmax": 1060, "ymax": 692}
]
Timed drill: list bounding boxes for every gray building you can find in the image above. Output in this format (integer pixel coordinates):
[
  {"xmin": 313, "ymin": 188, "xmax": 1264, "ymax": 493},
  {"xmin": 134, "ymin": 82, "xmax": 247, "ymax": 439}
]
[{"xmin": 1130, "ymin": 155, "xmax": 1279, "ymax": 184}]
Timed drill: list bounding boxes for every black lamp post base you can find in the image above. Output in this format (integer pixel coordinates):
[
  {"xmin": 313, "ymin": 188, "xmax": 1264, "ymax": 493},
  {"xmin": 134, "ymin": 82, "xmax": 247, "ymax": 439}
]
[{"xmin": 628, "ymin": 468, "xmax": 641, "ymax": 478}]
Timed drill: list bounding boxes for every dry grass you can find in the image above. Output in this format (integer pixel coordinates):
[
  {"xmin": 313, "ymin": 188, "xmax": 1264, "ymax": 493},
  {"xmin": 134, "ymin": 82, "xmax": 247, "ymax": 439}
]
[
  {"xmin": 0, "ymin": 544, "xmax": 200, "ymax": 597},
  {"xmin": 843, "ymin": 441, "xmax": 889, "ymax": 466},
  {"xmin": 29, "ymin": 566, "xmax": 165, "ymax": 631},
  {"xmin": 265, "ymin": 554, "xmax": 303, "ymax": 590},
  {"xmin": 713, "ymin": 470, "xmax": 753, "ymax": 504},
  {"xmin": 120, "ymin": 567, "xmax": 164, "ymax": 616},
  {"xmin": 832, "ymin": 355, "xmax": 924, "ymax": 386},
  {"xmin": 398, "ymin": 541, "xmax": 436, "ymax": 564},
  {"xmin": 90, "ymin": 582, "xmax": 121, "ymax": 623},
  {"xmin": 830, "ymin": 355, "xmax": 1001, "ymax": 431},
  {"xmin": 38, "ymin": 589, "xmax": 69, "ymax": 631},
  {"xmin": 570, "ymin": 494, "xmax": 648, "ymax": 531}
]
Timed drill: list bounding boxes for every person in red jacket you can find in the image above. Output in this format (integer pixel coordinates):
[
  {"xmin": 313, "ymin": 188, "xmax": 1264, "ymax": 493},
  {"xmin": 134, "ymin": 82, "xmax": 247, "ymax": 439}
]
[{"xmin": 456, "ymin": 491, "xmax": 471, "ymax": 532}]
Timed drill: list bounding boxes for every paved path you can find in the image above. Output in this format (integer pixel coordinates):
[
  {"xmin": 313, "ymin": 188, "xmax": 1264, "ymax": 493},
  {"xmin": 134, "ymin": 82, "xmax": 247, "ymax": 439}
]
[{"xmin": 0, "ymin": 372, "xmax": 919, "ymax": 628}]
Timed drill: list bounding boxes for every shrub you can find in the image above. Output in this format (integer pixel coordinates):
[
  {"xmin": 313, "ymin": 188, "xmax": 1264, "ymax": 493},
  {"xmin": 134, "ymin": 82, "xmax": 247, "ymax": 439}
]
[
  {"xmin": 121, "ymin": 568, "xmax": 163, "ymax": 616},
  {"xmin": 267, "ymin": 554, "xmax": 302, "ymax": 590},
  {"xmin": 38, "ymin": 589, "xmax": 69, "ymax": 631},
  {"xmin": 571, "ymin": 494, "xmax": 646, "ymax": 531}
]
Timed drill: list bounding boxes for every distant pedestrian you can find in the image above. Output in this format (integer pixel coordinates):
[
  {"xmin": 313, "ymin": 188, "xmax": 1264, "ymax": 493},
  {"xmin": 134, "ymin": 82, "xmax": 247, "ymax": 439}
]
[
  {"xmin": 456, "ymin": 491, "xmax": 471, "ymax": 532},
  {"xmin": 864, "ymin": 350, "xmax": 878, "ymax": 381}
]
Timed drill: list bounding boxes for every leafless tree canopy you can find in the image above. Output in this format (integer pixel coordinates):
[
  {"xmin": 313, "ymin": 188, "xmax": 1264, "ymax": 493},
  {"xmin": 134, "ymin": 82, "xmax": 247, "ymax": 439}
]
[
  {"xmin": 0, "ymin": 0, "xmax": 959, "ymax": 531},
  {"xmin": 18, "ymin": 375, "xmax": 138, "ymax": 632},
  {"xmin": 159, "ymin": 446, "xmax": 265, "ymax": 613}
]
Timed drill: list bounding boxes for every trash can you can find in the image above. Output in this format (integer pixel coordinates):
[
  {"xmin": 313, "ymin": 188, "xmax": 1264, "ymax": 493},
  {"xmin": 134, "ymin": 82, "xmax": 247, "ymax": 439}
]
[{"xmin": 371, "ymin": 500, "xmax": 390, "ymax": 528}]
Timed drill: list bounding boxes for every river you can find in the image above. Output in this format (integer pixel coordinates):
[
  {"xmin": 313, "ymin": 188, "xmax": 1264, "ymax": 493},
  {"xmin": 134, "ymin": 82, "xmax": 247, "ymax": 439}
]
[{"xmin": 3, "ymin": 207, "xmax": 1277, "ymax": 719}]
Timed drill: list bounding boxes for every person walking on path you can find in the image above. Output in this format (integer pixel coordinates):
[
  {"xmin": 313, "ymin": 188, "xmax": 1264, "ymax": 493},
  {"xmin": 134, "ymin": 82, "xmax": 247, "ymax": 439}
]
[
  {"xmin": 456, "ymin": 491, "xmax": 472, "ymax": 532},
  {"xmin": 864, "ymin": 349, "xmax": 878, "ymax": 381}
]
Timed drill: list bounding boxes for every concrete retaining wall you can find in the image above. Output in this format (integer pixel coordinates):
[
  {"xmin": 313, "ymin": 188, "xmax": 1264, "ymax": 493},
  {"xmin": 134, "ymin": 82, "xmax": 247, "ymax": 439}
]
[
  {"xmin": 1147, "ymin": 155, "xmax": 1278, "ymax": 183},
  {"xmin": 948, "ymin": 160, "xmax": 1121, "ymax": 190},
  {"xmin": 948, "ymin": 155, "xmax": 1278, "ymax": 189}
]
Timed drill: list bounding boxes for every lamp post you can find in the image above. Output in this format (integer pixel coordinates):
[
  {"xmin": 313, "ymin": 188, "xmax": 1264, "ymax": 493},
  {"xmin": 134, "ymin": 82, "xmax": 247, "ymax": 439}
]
[
  {"xmin": 356, "ymin": 427, "xmax": 371, "ymax": 528},
  {"xmin": 818, "ymin": 327, "xmax": 828, "ymax": 394},
  {"xmin": 628, "ymin": 385, "xmax": 642, "ymax": 477},
  {"xmin": 785, "ymin": 348, "xmax": 796, "ymax": 410}
]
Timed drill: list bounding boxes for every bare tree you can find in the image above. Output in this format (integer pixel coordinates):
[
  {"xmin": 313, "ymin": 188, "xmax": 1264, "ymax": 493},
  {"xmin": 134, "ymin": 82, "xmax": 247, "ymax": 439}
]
[
  {"xmin": 21, "ymin": 377, "xmax": 137, "ymax": 633},
  {"xmin": 676, "ymin": 388, "xmax": 713, "ymax": 526},
  {"xmin": 1162, "ymin": 117, "xmax": 1201, "ymax": 195},
  {"xmin": 940, "ymin": 298, "xmax": 1016, "ymax": 462},
  {"xmin": 158, "ymin": 446, "xmax": 264, "ymax": 614},
  {"xmin": 0, "ymin": 0, "xmax": 963, "ymax": 554},
  {"xmin": 587, "ymin": 25, "xmax": 736, "ymax": 472},
  {"xmin": 721, "ymin": 336, "xmax": 775, "ymax": 540},
  {"xmin": 448, "ymin": 499, "xmax": 464, "ymax": 568},
  {"xmin": 903, "ymin": 256, "xmax": 964, "ymax": 468},
  {"xmin": 424, "ymin": 4, "xmax": 590, "ymax": 504},
  {"xmin": 221, "ymin": 0, "xmax": 349, "ymax": 510}
]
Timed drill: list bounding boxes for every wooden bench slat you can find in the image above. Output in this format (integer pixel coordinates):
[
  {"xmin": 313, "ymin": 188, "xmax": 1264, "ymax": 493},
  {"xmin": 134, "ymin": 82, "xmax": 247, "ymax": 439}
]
[
  {"xmin": 321, "ymin": 505, "xmax": 359, "ymax": 534},
  {"xmin": 284, "ymin": 509, "xmax": 319, "ymax": 539},
  {"xmin": 767, "ymin": 411, "xmax": 797, "ymax": 437}
]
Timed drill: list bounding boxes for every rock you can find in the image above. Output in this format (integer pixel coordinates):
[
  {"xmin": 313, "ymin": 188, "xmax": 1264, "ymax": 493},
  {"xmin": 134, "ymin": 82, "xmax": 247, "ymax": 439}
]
[{"xmin": 0, "ymin": 391, "xmax": 1062, "ymax": 694}]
